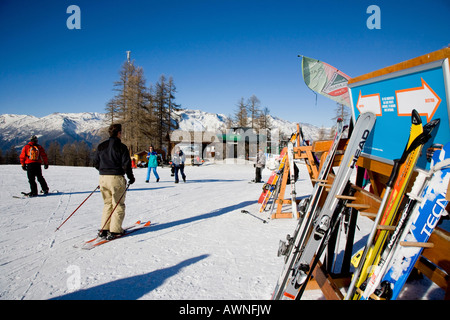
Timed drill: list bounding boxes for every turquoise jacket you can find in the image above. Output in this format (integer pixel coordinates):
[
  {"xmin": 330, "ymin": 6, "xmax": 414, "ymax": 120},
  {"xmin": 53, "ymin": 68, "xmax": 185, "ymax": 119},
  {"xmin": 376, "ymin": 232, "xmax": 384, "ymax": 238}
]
[{"xmin": 147, "ymin": 151, "xmax": 158, "ymax": 168}]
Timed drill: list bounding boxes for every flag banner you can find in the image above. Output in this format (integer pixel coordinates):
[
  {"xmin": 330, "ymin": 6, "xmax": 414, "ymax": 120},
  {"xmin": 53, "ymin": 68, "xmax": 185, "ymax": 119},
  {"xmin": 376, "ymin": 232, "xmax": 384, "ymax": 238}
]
[{"xmin": 301, "ymin": 56, "xmax": 351, "ymax": 106}]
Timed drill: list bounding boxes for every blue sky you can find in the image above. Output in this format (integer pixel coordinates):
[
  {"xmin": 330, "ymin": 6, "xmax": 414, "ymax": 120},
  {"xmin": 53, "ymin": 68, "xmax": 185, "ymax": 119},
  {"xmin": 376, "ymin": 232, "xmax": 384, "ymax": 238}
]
[{"xmin": 0, "ymin": 0, "xmax": 449, "ymax": 127}]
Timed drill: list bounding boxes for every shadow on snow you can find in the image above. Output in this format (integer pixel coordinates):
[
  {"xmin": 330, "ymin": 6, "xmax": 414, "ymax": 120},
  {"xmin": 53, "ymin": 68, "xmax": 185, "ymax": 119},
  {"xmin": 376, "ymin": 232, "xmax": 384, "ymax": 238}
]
[
  {"xmin": 51, "ymin": 254, "xmax": 209, "ymax": 300},
  {"xmin": 146, "ymin": 200, "xmax": 257, "ymax": 234}
]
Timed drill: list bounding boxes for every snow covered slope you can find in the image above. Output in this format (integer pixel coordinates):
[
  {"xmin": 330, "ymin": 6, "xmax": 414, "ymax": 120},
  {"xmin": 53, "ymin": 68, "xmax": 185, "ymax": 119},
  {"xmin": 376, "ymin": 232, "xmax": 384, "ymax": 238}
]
[{"xmin": 0, "ymin": 163, "xmax": 444, "ymax": 300}]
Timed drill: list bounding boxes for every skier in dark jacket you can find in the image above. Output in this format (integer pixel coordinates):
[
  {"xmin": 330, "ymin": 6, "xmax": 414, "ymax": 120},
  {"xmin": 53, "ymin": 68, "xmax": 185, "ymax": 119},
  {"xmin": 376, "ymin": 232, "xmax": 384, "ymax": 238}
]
[
  {"xmin": 172, "ymin": 146, "xmax": 186, "ymax": 183},
  {"xmin": 93, "ymin": 123, "xmax": 135, "ymax": 240},
  {"xmin": 254, "ymin": 148, "xmax": 266, "ymax": 183},
  {"xmin": 19, "ymin": 135, "xmax": 49, "ymax": 197}
]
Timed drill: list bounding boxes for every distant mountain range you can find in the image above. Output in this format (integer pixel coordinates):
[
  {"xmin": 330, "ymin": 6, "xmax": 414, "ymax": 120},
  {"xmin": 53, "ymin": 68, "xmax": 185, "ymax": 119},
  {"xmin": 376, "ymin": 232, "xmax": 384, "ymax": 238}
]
[{"xmin": 0, "ymin": 109, "xmax": 329, "ymax": 152}]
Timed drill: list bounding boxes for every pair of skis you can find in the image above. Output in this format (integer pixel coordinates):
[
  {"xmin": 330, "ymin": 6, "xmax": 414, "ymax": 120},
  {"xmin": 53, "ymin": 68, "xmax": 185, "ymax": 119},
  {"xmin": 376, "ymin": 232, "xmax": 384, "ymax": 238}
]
[
  {"xmin": 274, "ymin": 112, "xmax": 376, "ymax": 300},
  {"xmin": 73, "ymin": 220, "xmax": 151, "ymax": 250},
  {"xmin": 346, "ymin": 111, "xmax": 440, "ymax": 300},
  {"xmin": 258, "ymin": 148, "xmax": 289, "ymax": 211},
  {"xmin": 287, "ymin": 142, "xmax": 298, "ymax": 218},
  {"xmin": 354, "ymin": 142, "xmax": 449, "ymax": 300},
  {"xmin": 272, "ymin": 116, "xmax": 349, "ymax": 300},
  {"xmin": 259, "ymin": 130, "xmax": 301, "ymax": 212}
]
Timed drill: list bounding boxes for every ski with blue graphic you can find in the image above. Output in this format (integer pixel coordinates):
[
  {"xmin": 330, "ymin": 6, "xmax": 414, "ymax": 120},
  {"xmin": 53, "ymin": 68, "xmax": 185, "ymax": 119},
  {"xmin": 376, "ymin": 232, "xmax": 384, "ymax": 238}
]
[{"xmin": 368, "ymin": 142, "xmax": 450, "ymax": 300}]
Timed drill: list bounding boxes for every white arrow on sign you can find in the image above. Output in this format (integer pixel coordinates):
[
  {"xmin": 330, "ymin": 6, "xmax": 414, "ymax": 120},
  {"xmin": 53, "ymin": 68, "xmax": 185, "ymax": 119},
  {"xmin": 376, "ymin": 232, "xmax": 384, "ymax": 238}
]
[
  {"xmin": 395, "ymin": 78, "xmax": 441, "ymax": 122},
  {"xmin": 355, "ymin": 91, "xmax": 382, "ymax": 116}
]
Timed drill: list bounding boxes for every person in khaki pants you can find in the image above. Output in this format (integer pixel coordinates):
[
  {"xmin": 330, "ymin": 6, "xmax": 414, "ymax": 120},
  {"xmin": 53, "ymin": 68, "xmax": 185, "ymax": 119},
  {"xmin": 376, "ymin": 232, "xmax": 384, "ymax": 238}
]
[{"xmin": 93, "ymin": 123, "xmax": 135, "ymax": 240}]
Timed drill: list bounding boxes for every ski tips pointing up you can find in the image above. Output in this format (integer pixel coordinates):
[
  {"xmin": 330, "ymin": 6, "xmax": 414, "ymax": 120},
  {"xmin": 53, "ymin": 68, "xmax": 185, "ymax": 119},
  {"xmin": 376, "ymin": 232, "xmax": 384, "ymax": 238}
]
[{"xmin": 411, "ymin": 109, "xmax": 421, "ymax": 125}]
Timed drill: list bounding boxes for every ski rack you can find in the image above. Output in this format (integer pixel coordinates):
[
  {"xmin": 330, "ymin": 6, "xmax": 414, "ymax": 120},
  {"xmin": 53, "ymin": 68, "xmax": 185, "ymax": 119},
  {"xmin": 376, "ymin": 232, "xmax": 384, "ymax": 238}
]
[
  {"xmin": 270, "ymin": 136, "xmax": 349, "ymax": 220},
  {"xmin": 299, "ymin": 150, "xmax": 450, "ymax": 300},
  {"xmin": 264, "ymin": 123, "xmax": 320, "ymax": 219},
  {"xmin": 301, "ymin": 48, "xmax": 450, "ymax": 300},
  {"xmin": 270, "ymin": 143, "xmax": 320, "ymax": 219}
]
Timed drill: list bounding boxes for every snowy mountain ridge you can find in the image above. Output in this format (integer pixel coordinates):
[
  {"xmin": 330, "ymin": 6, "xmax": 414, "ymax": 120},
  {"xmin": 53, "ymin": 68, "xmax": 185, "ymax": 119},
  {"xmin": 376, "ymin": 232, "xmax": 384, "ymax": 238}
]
[
  {"xmin": 0, "ymin": 109, "xmax": 328, "ymax": 151},
  {"xmin": 174, "ymin": 109, "xmax": 327, "ymax": 142}
]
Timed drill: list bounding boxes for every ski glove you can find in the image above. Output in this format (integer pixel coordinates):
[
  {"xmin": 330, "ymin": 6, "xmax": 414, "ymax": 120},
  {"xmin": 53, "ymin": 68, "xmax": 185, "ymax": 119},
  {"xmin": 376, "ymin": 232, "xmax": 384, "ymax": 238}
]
[
  {"xmin": 22, "ymin": 165, "xmax": 27, "ymax": 171},
  {"xmin": 128, "ymin": 177, "xmax": 135, "ymax": 185},
  {"xmin": 44, "ymin": 164, "xmax": 48, "ymax": 169}
]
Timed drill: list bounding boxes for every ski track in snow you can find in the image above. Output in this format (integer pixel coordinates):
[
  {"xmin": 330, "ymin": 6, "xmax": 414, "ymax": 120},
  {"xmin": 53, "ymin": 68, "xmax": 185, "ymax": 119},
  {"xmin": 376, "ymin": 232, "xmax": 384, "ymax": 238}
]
[{"xmin": 0, "ymin": 163, "xmax": 445, "ymax": 300}]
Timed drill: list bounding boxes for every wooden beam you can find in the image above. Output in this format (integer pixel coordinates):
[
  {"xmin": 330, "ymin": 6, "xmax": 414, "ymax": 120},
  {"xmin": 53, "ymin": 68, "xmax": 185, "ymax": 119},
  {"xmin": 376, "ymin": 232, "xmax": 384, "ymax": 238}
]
[{"xmin": 348, "ymin": 48, "xmax": 450, "ymax": 85}]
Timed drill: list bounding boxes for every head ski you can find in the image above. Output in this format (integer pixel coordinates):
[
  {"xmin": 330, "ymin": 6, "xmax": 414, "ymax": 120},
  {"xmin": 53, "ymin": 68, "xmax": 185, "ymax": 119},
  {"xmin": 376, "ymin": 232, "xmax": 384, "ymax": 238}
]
[{"xmin": 277, "ymin": 112, "xmax": 376, "ymax": 300}]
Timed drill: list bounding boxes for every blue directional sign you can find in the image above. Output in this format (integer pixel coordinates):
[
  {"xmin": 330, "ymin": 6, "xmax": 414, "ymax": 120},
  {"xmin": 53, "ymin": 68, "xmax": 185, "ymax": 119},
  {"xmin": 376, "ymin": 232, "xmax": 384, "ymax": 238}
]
[{"xmin": 349, "ymin": 58, "xmax": 450, "ymax": 170}]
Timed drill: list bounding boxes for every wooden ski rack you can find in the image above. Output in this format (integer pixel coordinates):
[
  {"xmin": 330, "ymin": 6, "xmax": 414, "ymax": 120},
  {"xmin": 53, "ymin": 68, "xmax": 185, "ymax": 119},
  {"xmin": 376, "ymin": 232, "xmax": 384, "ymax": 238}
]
[
  {"xmin": 270, "ymin": 142, "xmax": 320, "ymax": 219},
  {"xmin": 268, "ymin": 133, "xmax": 449, "ymax": 299},
  {"xmin": 301, "ymin": 149, "xmax": 450, "ymax": 300},
  {"xmin": 301, "ymin": 48, "xmax": 450, "ymax": 300}
]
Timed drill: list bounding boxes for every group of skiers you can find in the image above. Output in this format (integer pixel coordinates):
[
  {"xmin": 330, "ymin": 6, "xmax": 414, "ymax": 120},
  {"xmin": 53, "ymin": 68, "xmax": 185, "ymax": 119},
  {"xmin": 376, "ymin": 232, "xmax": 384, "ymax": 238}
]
[
  {"xmin": 20, "ymin": 123, "xmax": 265, "ymax": 241},
  {"xmin": 145, "ymin": 145, "xmax": 186, "ymax": 184},
  {"xmin": 20, "ymin": 123, "xmax": 188, "ymax": 241}
]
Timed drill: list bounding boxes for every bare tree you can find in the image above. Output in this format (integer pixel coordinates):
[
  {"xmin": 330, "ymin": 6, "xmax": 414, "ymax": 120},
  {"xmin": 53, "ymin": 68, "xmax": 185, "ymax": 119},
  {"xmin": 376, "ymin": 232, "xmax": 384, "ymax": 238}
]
[
  {"xmin": 234, "ymin": 98, "xmax": 248, "ymax": 127},
  {"xmin": 105, "ymin": 53, "xmax": 180, "ymax": 155},
  {"xmin": 47, "ymin": 141, "xmax": 63, "ymax": 165},
  {"xmin": 247, "ymin": 95, "xmax": 261, "ymax": 129},
  {"xmin": 257, "ymin": 107, "xmax": 271, "ymax": 132},
  {"xmin": 105, "ymin": 54, "xmax": 153, "ymax": 154},
  {"xmin": 333, "ymin": 103, "xmax": 351, "ymax": 124}
]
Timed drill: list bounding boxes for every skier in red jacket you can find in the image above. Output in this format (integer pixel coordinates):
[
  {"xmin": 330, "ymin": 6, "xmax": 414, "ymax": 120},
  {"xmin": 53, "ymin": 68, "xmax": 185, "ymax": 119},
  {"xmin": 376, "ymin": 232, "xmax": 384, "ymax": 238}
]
[{"xmin": 20, "ymin": 135, "xmax": 49, "ymax": 197}]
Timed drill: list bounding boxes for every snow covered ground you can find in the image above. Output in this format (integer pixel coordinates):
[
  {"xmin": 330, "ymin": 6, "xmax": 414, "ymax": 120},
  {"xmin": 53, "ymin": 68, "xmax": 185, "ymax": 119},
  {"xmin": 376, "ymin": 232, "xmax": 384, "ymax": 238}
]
[{"xmin": 0, "ymin": 162, "xmax": 445, "ymax": 300}]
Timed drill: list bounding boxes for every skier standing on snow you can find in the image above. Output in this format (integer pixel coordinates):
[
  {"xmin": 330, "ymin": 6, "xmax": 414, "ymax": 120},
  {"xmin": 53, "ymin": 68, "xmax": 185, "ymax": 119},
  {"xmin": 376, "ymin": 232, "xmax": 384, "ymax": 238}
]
[
  {"xmin": 93, "ymin": 123, "xmax": 135, "ymax": 240},
  {"xmin": 172, "ymin": 146, "xmax": 186, "ymax": 183},
  {"xmin": 145, "ymin": 145, "xmax": 160, "ymax": 183},
  {"xmin": 20, "ymin": 135, "xmax": 50, "ymax": 197},
  {"xmin": 254, "ymin": 148, "xmax": 266, "ymax": 183}
]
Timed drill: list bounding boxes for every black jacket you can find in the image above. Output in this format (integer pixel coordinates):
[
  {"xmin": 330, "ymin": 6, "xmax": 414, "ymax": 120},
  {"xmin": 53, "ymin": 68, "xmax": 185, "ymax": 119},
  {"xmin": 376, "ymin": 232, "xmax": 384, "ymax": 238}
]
[{"xmin": 94, "ymin": 137, "xmax": 134, "ymax": 180}]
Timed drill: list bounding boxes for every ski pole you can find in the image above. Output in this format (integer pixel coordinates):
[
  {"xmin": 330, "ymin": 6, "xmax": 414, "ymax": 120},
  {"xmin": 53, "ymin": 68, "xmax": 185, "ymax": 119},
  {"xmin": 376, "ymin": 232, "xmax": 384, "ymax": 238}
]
[
  {"xmin": 55, "ymin": 185, "xmax": 100, "ymax": 231},
  {"xmin": 241, "ymin": 210, "xmax": 268, "ymax": 223},
  {"xmin": 100, "ymin": 183, "xmax": 131, "ymax": 231}
]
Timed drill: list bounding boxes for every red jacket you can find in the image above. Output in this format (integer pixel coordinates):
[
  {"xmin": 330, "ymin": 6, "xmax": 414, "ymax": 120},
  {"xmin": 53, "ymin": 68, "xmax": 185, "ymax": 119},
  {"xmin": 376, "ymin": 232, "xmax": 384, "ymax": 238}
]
[{"xmin": 20, "ymin": 142, "xmax": 48, "ymax": 165}]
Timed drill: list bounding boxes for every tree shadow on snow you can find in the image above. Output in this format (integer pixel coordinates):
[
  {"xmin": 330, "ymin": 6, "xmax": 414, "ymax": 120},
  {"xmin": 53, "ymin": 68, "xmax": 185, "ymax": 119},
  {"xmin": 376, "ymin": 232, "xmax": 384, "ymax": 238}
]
[
  {"xmin": 146, "ymin": 200, "xmax": 257, "ymax": 234},
  {"xmin": 50, "ymin": 254, "xmax": 209, "ymax": 300}
]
